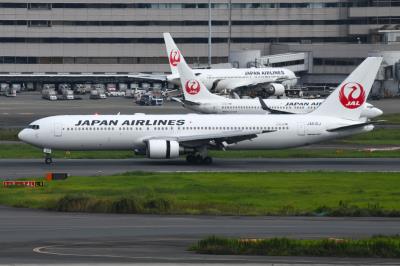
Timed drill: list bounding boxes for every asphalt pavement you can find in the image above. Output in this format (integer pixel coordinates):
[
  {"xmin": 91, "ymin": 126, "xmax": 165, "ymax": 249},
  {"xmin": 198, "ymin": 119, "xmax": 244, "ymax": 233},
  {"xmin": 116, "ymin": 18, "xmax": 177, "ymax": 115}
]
[
  {"xmin": 0, "ymin": 158, "xmax": 399, "ymax": 179},
  {"xmin": 0, "ymin": 206, "xmax": 399, "ymax": 264}
]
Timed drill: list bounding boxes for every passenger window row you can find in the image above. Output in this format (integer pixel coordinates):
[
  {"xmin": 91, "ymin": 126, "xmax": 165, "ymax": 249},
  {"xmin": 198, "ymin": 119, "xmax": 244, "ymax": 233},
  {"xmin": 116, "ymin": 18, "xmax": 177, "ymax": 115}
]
[{"xmin": 64, "ymin": 126, "xmax": 290, "ymax": 131}]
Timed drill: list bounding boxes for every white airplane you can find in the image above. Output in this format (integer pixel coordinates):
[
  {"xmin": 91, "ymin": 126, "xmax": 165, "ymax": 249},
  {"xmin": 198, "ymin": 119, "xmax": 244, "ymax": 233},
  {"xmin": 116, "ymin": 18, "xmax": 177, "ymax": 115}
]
[
  {"xmin": 164, "ymin": 33, "xmax": 297, "ymax": 95},
  {"xmin": 168, "ymin": 38, "xmax": 382, "ymax": 119},
  {"xmin": 18, "ymin": 57, "xmax": 382, "ymax": 165}
]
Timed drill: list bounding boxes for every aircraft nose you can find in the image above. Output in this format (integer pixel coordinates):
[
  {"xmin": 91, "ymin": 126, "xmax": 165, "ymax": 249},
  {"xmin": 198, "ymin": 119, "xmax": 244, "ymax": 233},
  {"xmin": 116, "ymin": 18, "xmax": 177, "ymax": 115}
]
[
  {"xmin": 18, "ymin": 129, "xmax": 32, "ymax": 143},
  {"xmin": 18, "ymin": 129, "xmax": 27, "ymax": 142}
]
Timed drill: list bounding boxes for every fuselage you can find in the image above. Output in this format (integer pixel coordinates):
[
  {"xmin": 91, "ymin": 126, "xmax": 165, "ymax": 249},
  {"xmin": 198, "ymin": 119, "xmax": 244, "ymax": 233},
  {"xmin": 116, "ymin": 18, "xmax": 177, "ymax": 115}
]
[
  {"xmin": 18, "ymin": 114, "xmax": 373, "ymax": 151},
  {"xmin": 184, "ymin": 98, "xmax": 382, "ymax": 119},
  {"xmin": 167, "ymin": 67, "xmax": 297, "ymax": 92}
]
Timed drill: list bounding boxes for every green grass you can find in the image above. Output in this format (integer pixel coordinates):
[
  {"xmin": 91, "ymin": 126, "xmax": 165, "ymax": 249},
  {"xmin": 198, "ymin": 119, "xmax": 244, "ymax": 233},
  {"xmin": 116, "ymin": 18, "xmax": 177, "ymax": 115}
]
[
  {"xmin": 0, "ymin": 143, "xmax": 399, "ymax": 159},
  {"xmin": 190, "ymin": 235, "xmax": 400, "ymax": 258},
  {"xmin": 376, "ymin": 113, "xmax": 400, "ymax": 124},
  {"xmin": 2, "ymin": 172, "xmax": 400, "ymax": 216},
  {"xmin": 0, "ymin": 128, "xmax": 19, "ymax": 141},
  {"xmin": 0, "ymin": 143, "xmax": 135, "ymax": 159},
  {"xmin": 337, "ymin": 128, "xmax": 400, "ymax": 145}
]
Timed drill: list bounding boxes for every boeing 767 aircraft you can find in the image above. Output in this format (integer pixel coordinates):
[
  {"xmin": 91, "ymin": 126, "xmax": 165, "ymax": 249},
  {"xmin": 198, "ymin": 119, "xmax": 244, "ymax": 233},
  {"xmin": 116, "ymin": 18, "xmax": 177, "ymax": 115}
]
[
  {"xmin": 164, "ymin": 33, "xmax": 297, "ymax": 95},
  {"xmin": 165, "ymin": 33, "xmax": 382, "ymax": 119},
  {"xmin": 19, "ymin": 57, "xmax": 382, "ymax": 164}
]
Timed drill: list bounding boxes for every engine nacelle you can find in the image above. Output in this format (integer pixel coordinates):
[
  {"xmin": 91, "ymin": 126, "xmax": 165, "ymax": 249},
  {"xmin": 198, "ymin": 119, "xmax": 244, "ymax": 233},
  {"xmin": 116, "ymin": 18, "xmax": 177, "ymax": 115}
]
[
  {"xmin": 264, "ymin": 83, "xmax": 285, "ymax": 96},
  {"xmin": 146, "ymin": 139, "xmax": 180, "ymax": 159}
]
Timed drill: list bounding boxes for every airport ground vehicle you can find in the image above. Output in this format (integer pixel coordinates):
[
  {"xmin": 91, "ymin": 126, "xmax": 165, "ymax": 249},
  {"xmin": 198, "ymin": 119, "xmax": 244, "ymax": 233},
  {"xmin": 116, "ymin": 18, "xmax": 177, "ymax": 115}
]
[
  {"xmin": 90, "ymin": 88, "xmax": 107, "ymax": 99},
  {"xmin": 0, "ymin": 83, "xmax": 9, "ymax": 95},
  {"xmin": 60, "ymin": 88, "xmax": 75, "ymax": 100},
  {"xmin": 138, "ymin": 94, "xmax": 164, "ymax": 106},
  {"xmin": 151, "ymin": 96, "xmax": 164, "ymax": 106},
  {"xmin": 74, "ymin": 84, "xmax": 91, "ymax": 94},
  {"xmin": 42, "ymin": 89, "xmax": 57, "ymax": 101},
  {"xmin": 5, "ymin": 86, "xmax": 17, "ymax": 97},
  {"xmin": 19, "ymin": 57, "xmax": 382, "ymax": 165},
  {"xmin": 11, "ymin": 84, "xmax": 21, "ymax": 93}
]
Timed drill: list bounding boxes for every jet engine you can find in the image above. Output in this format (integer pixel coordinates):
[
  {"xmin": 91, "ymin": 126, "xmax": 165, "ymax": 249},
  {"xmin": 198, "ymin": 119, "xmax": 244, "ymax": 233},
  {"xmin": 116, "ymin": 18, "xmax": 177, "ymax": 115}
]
[
  {"xmin": 146, "ymin": 139, "xmax": 180, "ymax": 159},
  {"xmin": 264, "ymin": 83, "xmax": 285, "ymax": 96}
]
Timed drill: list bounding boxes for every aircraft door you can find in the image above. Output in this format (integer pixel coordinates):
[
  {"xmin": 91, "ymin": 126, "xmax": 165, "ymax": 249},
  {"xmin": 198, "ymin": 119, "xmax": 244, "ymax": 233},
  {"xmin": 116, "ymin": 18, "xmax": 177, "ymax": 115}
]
[
  {"xmin": 54, "ymin": 123, "xmax": 62, "ymax": 137},
  {"xmin": 297, "ymin": 122, "xmax": 305, "ymax": 136}
]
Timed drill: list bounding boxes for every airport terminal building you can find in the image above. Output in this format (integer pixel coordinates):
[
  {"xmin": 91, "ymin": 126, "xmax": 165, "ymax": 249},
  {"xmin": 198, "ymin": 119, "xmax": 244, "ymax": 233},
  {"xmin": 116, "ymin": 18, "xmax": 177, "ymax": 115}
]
[{"xmin": 0, "ymin": 0, "xmax": 399, "ymax": 94}]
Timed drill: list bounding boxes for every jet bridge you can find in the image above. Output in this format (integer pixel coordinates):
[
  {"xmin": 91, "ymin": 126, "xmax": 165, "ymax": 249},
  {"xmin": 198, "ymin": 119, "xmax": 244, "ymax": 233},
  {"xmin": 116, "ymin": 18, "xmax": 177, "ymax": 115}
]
[{"xmin": 257, "ymin": 53, "xmax": 310, "ymax": 73}]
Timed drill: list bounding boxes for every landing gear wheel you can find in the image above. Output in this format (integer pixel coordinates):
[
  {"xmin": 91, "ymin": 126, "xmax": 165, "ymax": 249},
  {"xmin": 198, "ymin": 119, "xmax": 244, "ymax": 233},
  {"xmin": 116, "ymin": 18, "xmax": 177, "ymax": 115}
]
[
  {"xmin": 195, "ymin": 155, "xmax": 203, "ymax": 164},
  {"xmin": 202, "ymin": 156, "xmax": 213, "ymax": 165},
  {"xmin": 186, "ymin": 154, "xmax": 195, "ymax": 164},
  {"xmin": 45, "ymin": 157, "xmax": 52, "ymax": 164}
]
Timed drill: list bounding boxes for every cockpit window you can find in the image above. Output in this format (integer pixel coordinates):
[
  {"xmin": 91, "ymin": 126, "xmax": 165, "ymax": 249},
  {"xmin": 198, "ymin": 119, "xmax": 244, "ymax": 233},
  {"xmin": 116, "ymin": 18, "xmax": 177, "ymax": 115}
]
[{"xmin": 28, "ymin": 125, "xmax": 39, "ymax": 130}]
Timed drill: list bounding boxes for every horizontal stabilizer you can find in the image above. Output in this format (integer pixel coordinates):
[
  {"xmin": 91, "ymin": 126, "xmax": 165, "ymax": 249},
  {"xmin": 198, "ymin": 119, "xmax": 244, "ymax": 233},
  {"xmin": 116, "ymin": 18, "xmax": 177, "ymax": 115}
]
[
  {"xmin": 258, "ymin": 97, "xmax": 294, "ymax": 114},
  {"xmin": 327, "ymin": 121, "xmax": 377, "ymax": 132}
]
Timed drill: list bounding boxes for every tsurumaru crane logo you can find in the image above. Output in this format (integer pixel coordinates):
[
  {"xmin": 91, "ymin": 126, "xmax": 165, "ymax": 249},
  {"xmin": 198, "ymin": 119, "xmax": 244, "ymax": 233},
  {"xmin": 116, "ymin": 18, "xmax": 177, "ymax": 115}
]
[
  {"xmin": 339, "ymin": 82, "xmax": 366, "ymax": 109},
  {"xmin": 185, "ymin": 80, "xmax": 201, "ymax": 95},
  {"xmin": 169, "ymin": 49, "xmax": 181, "ymax": 67}
]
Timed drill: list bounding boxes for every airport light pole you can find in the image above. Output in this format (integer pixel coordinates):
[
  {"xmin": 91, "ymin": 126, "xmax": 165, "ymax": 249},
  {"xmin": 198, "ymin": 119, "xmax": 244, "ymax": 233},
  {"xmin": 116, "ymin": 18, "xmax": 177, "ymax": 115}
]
[
  {"xmin": 208, "ymin": 0, "xmax": 212, "ymax": 67},
  {"xmin": 228, "ymin": 0, "xmax": 232, "ymax": 60}
]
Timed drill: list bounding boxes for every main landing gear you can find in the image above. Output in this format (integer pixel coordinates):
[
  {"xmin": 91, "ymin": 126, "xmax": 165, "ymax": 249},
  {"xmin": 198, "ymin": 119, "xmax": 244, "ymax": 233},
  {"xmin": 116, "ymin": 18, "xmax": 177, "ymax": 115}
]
[
  {"xmin": 44, "ymin": 148, "xmax": 52, "ymax": 164},
  {"xmin": 186, "ymin": 154, "xmax": 213, "ymax": 165},
  {"xmin": 185, "ymin": 146, "xmax": 213, "ymax": 165}
]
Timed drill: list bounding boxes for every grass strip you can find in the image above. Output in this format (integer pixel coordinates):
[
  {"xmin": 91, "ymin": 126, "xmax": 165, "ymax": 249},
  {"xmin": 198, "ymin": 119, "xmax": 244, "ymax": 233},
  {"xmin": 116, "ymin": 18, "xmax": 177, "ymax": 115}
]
[
  {"xmin": 2, "ymin": 172, "xmax": 400, "ymax": 216},
  {"xmin": 0, "ymin": 128, "xmax": 19, "ymax": 141},
  {"xmin": 375, "ymin": 113, "xmax": 400, "ymax": 125},
  {"xmin": 190, "ymin": 235, "xmax": 400, "ymax": 258},
  {"xmin": 336, "ymin": 128, "xmax": 400, "ymax": 145}
]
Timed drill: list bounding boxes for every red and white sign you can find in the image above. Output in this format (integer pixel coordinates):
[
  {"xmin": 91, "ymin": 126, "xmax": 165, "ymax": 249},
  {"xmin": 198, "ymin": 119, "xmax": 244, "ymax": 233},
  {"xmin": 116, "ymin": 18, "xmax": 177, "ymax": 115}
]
[
  {"xmin": 169, "ymin": 49, "xmax": 181, "ymax": 67},
  {"xmin": 185, "ymin": 80, "xmax": 201, "ymax": 95},
  {"xmin": 3, "ymin": 181, "xmax": 42, "ymax": 187},
  {"xmin": 339, "ymin": 82, "xmax": 366, "ymax": 109}
]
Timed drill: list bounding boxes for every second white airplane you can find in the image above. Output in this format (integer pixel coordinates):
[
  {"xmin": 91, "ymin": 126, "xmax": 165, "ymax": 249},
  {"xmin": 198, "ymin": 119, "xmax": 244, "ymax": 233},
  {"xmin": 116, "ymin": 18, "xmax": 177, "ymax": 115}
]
[
  {"xmin": 164, "ymin": 33, "xmax": 297, "ymax": 96},
  {"xmin": 165, "ymin": 33, "xmax": 382, "ymax": 119}
]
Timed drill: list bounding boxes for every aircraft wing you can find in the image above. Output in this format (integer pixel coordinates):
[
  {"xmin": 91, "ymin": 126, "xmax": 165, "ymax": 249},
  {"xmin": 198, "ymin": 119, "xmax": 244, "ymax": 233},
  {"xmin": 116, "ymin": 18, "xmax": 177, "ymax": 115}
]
[{"xmin": 143, "ymin": 129, "xmax": 275, "ymax": 149}]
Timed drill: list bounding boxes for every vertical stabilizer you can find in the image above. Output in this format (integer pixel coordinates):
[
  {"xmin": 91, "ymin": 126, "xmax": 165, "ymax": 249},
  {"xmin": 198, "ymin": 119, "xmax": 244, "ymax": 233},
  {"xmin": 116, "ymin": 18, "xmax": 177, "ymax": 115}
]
[
  {"xmin": 176, "ymin": 53, "xmax": 222, "ymax": 101},
  {"xmin": 311, "ymin": 57, "xmax": 382, "ymax": 120},
  {"xmin": 167, "ymin": 32, "xmax": 222, "ymax": 102},
  {"xmin": 163, "ymin": 32, "xmax": 187, "ymax": 76}
]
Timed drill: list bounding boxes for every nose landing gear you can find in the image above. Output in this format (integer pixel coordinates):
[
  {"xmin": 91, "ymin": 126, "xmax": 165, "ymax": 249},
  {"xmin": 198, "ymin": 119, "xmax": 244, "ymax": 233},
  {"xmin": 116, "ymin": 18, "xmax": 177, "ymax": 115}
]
[{"xmin": 44, "ymin": 148, "xmax": 52, "ymax": 164}]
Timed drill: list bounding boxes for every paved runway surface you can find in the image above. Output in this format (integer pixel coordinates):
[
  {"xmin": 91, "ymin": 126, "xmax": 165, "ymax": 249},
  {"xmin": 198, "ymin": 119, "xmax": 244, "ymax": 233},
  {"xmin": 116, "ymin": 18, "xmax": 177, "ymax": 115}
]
[
  {"xmin": 1, "ymin": 158, "xmax": 400, "ymax": 179},
  {"xmin": 0, "ymin": 206, "xmax": 399, "ymax": 264}
]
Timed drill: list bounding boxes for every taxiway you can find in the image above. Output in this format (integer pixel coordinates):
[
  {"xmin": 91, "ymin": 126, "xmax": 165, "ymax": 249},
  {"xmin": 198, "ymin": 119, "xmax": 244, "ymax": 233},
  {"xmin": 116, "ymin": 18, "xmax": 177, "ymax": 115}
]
[
  {"xmin": 0, "ymin": 206, "xmax": 399, "ymax": 264},
  {"xmin": 0, "ymin": 158, "xmax": 399, "ymax": 179}
]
